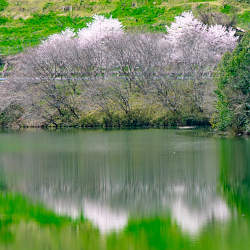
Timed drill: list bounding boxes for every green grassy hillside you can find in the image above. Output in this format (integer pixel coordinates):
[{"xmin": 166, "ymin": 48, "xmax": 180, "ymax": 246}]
[{"xmin": 0, "ymin": 0, "xmax": 249, "ymax": 55}]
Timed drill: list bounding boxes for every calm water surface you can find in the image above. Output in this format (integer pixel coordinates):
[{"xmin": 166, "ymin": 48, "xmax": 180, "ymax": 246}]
[{"xmin": 0, "ymin": 129, "xmax": 249, "ymax": 250}]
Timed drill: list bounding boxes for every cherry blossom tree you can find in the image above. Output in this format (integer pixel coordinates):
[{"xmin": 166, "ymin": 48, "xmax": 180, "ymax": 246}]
[
  {"xmin": 78, "ymin": 15, "xmax": 124, "ymax": 46},
  {"xmin": 161, "ymin": 12, "xmax": 239, "ymax": 112},
  {"xmin": 10, "ymin": 12, "xmax": 241, "ymax": 127},
  {"xmin": 165, "ymin": 12, "xmax": 238, "ymax": 63}
]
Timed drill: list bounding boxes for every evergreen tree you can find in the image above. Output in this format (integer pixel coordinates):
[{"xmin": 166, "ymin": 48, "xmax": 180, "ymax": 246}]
[{"xmin": 213, "ymin": 32, "xmax": 250, "ymax": 134}]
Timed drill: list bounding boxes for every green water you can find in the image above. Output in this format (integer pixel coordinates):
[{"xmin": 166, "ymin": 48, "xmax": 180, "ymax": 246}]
[{"xmin": 0, "ymin": 129, "xmax": 249, "ymax": 250}]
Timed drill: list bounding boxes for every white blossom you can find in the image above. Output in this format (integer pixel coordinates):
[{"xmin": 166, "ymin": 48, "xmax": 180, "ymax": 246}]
[
  {"xmin": 164, "ymin": 12, "xmax": 238, "ymax": 61},
  {"xmin": 166, "ymin": 12, "xmax": 206, "ymax": 44},
  {"xmin": 36, "ymin": 15, "xmax": 124, "ymax": 52},
  {"xmin": 40, "ymin": 28, "xmax": 75, "ymax": 50},
  {"xmin": 78, "ymin": 15, "xmax": 124, "ymax": 46},
  {"xmin": 206, "ymin": 24, "xmax": 237, "ymax": 52}
]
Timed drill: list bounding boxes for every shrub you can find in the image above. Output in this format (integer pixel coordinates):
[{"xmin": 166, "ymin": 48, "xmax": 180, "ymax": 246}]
[
  {"xmin": 213, "ymin": 32, "xmax": 250, "ymax": 134},
  {"xmin": 0, "ymin": 16, "xmax": 8, "ymax": 24},
  {"xmin": 0, "ymin": 103, "xmax": 24, "ymax": 127},
  {"xmin": 0, "ymin": 0, "xmax": 8, "ymax": 12}
]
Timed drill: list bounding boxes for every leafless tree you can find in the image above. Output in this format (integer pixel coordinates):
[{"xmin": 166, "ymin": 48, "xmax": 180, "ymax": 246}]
[{"xmin": 10, "ymin": 13, "xmax": 238, "ymax": 126}]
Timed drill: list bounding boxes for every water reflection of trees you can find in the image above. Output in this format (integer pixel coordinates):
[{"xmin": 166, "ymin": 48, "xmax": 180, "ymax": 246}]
[
  {"xmin": 220, "ymin": 138, "xmax": 250, "ymax": 218},
  {"xmin": 0, "ymin": 130, "xmax": 250, "ymax": 249},
  {"xmin": 0, "ymin": 130, "xmax": 230, "ymax": 233}
]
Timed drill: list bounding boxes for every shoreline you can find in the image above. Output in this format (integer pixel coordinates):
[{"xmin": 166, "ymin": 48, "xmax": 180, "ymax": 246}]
[{"xmin": 1, "ymin": 126, "xmax": 248, "ymax": 137}]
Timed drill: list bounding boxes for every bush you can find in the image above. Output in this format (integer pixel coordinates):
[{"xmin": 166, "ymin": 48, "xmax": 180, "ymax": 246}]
[
  {"xmin": 152, "ymin": 112, "xmax": 210, "ymax": 127},
  {"xmin": 196, "ymin": 8, "xmax": 237, "ymax": 27},
  {"xmin": 0, "ymin": 16, "xmax": 8, "ymax": 24},
  {"xmin": 0, "ymin": 103, "xmax": 24, "ymax": 127},
  {"xmin": 213, "ymin": 32, "xmax": 250, "ymax": 134},
  {"xmin": 102, "ymin": 109, "xmax": 152, "ymax": 128},
  {"xmin": 0, "ymin": 0, "xmax": 8, "ymax": 12},
  {"xmin": 80, "ymin": 113, "xmax": 101, "ymax": 128}
]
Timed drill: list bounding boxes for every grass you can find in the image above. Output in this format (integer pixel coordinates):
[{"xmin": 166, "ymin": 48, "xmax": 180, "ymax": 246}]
[
  {"xmin": 0, "ymin": 0, "xmax": 249, "ymax": 55},
  {"xmin": 0, "ymin": 14, "xmax": 92, "ymax": 55},
  {"xmin": 0, "ymin": 192, "xmax": 78, "ymax": 225},
  {"xmin": 238, "ymin": 10, "xmax": 250, "ymax": 27},
  {"xmin": 106, "ymin": 2, "xmax": 192, "ymax": 31}
]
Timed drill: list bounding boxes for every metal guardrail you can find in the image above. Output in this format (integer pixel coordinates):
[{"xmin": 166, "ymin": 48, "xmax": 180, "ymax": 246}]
[{"xmin": 0, "ymin": 75, "xmax": 215, "ymax": 82}]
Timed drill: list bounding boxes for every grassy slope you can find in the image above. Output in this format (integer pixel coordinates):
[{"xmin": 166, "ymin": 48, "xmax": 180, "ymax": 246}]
[{"xmin": 0, "ymin": 0, "xmax": 249, "ymax": 55}]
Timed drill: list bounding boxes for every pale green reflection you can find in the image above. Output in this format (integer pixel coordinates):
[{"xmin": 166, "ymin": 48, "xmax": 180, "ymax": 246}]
[{"xmin": 0, "ymin": 129, "xmax": 249, "ymax": 250}]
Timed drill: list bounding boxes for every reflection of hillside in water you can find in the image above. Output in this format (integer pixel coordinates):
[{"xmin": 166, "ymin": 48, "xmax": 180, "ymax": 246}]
[{"xmin": 0, "ymin": 130, "xmax": 230, "ymax": 234}]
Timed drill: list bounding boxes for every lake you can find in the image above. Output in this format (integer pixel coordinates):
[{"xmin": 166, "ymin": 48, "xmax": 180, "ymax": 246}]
[{"xmin": 0, "ymin": 129, "xmax": 249, "ymax": 250}]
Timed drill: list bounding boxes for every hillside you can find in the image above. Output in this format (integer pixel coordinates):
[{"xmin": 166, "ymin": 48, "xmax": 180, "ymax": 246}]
[{"xmin": 0, "ymin": 0, "xmax": 249, "ymax": 55}]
